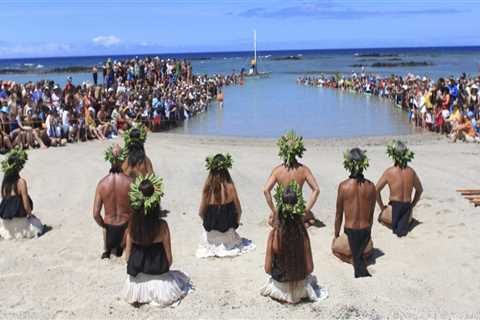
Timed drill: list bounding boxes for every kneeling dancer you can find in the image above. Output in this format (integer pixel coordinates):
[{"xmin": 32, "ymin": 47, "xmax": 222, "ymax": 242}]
[
  {"xmin": 0, "ymin": 147, "xmax": 49, "ymax": 239},
  {"xmin": 123, "ymin": 174, "xmax": 192, "ymax": 307},
  {"xmin": 332, "ymin": 148, "xmax": 375, "ymax": 278},
  {"xmin": 93, "ymin": 144, "xmax": 133, "ymax": 259},
  {"xmin": 196, "ymin": 153, "xmax": 255, "ymax": 258},
  {"xmin": 264, "ymin": 130, "xmax": 320, "ymax": 228},
  {"xmin": 261, "ymin": 181, "xmax": 328, "ymax": 304},
  {"xmin": 122, "ymin": 126, "xmax": 154, "ymax": 178},
  {"xmin": 376, "ymin": 140, "xmax": 423, "ymax": 237}
]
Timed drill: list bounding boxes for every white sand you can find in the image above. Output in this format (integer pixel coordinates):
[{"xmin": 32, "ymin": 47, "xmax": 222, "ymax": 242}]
[{"xmin": 1, "ymin": 132, "xmax": 480, "ymax": 319}]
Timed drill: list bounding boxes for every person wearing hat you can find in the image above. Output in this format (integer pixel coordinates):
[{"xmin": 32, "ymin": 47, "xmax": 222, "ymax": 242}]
[
  {"xmin": 264, "ymin": 130, "xmax": 320, "ymax": 228},
  {"xmin": 0, "ymin": 148, "xmax": 49, "ymax": 239},
  {"xmin": 93, "ymin": 144, "xmax": 134, "ymax": 259},
  {"xmin": 332, "ymin": 148, "xmax": 375, "ymax": 278},
  {"xmin": 376, "ymin": 140, "xmax": 423, "ymax": 237}
]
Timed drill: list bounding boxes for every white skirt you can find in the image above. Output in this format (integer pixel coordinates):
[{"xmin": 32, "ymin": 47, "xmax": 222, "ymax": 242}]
[
  {"xmin": 196, "ymin": 228, "xmax": 255, "ymax": 258},
  {"xmin": 123, "ymin": 271, "xmax": 193, "ymax": 307},
  {"xmin": 0, "ymin": 216, "xmax": 43, "ymax": 240},
  {"xmin": 260, "ymin": 275, "xmax": 328, "ymax": 304}
]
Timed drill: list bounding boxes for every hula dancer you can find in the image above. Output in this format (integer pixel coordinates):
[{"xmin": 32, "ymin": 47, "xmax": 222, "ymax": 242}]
[
  {"xmin": 122, "ymin": 125, "xmax": 154, "ymax": 178},
  {"xmin": 196, "ymin": 153, "xmax": 255, "ymax": 258},
  {"xmin": 376, "ymin": 140, "xmax": 423, "ymax": 237},
  {"xmin": 264, "ymin": 130, "xmax": 320, "ymax": 228},
  {"xmin": 0, "ymin": 148, "xmax": 49, "ymax": 239},
  {"xmin": 123, "ymin": 174, "xmax": 192, "ymax": 307},
  {"xmin": 332, "ymin": 148, "xmax": 375, "ymax": 278},
  {"xmin": 93, "ymin": 144, "xmax": 133, "ymax": 259},
  {"xmin": 261, "ymin": 181, "xmax": 328, "ymax": 304}
]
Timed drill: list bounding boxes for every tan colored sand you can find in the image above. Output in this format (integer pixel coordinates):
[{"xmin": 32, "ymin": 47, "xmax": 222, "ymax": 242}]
[{"xmin": 1, "ymin": 132, "xmax": 480, "ymax": 319}]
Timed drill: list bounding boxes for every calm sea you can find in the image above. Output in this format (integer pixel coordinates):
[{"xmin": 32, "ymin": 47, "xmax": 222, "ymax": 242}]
[{"xmin": 2, "ymin": 47, "xmax": 480, "ymax": 138}]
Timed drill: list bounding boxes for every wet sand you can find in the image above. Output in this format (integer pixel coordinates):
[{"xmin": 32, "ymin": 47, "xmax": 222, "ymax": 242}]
[{"xmin": 1, "ymin": 132, "xmax": 479, "ymax": 319}]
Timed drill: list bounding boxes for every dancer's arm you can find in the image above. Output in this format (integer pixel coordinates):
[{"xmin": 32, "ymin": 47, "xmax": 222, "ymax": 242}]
[
  {"xmin": 263, "ymin": 170, "xmax": 277, "ymax": 225},
  {"xmin": 334, "ymin": 183, "xmax": 344, "ymax": 238},
  {"xmin": 18, "ymin": 178, "xmax": 32, "ymax": 218},
  {"xmin": 304, "ymin": 166, "xmax": 320, "ymax": 213},
  {"xmin": 93, "ymin": 185, "xmax": 105, "ymax": 228}
]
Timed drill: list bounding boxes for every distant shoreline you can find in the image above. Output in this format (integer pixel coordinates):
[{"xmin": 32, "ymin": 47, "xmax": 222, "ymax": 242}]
[{"xmin": 1, "ymin": 45, "xmax": 480, "ymax": 61}]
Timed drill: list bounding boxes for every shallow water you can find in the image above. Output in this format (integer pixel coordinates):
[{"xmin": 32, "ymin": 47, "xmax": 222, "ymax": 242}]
[
  {"xmin": 171, "ymin": 74, "xmax": 413, "ymax": 138},
  {"xmin": 2, "ymin": 47, "xmax": 480, "ymax": 138}
]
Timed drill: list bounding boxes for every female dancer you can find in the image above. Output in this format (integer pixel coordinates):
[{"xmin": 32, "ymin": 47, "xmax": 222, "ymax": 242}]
[
  {"xmin": 123, "ymin": 174, "xmax": 192, "ymax": 307},
  {"xmin": 196, "ymin": 153, "xmax": 255, "ymax": 258},
  {"xmin": 0, "ymin": 148, "xmax": 49, "ymax": 239},
  {"xmin": 261, "ymin": 181, "xmax": 327, "ymax": 304},
  {"xmin": 122, "ymin": 126, "xmax": 154, "ymax": 178}
]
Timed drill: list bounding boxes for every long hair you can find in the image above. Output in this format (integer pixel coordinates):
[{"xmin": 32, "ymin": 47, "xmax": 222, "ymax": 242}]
[
  {"xmin": 202, "ymin": 155, "xmax": 233, "ymax": 204},
  {"xmin": 1, "ymin": 171, "xmax": 20, "ymax": 198},
  {"xmin": 275, "ymin": 188, "xmax": 308, "ymax": 282},
  {"xmin": 127, "ymin": 142, "xmax": 146, "ymax": 168},
  {"xmin": 128, "ymin": 180, "xmax": 162, "ymax": 245}
]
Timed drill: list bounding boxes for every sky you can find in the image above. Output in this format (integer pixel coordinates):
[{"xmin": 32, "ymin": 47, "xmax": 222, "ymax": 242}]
[{"xmin": 0, "ymin": 0, "xmax": 479, "ymax": 58}]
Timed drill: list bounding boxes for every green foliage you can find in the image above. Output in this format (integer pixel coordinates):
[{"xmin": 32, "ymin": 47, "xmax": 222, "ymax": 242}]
[
  {"xmin": 129, "ymin": 174, "xmax": 165, "ymax": 213},
  {"xmin": 104, "ymin": 145, "xmax": 126, "ymax": 164},
  {"xmin": 386, "ymin": 140, "xmax": 415, "ymax": 169},
  {"xmin": 123, "ymin": 124, "xmax": 147, "ymax": 148},
  {"xmin": 1, "ymin": 147, "xmax": 27, "ymax": 175},
  {"xmin": 205, "ymin": 153, "xmax": 233, "ymax": 171},
  {"xmin": 274, "ymin": 181, "xmax": 305, "ymax": 218},
  {"xmin": 343, "ymin": 149, "xmax": 369, "ymax": 175},
  {"xmin": 277, "ymin": 130, "xmax": 306, "ymax": 167}
]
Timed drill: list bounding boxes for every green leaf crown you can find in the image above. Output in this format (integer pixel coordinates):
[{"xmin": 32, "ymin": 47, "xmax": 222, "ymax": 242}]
[
  {"xmin": 277, "ymin": 130, "xmax": 306, "ymax": 167},
  {"xmin": 129, "ymin": 174, "xmax": 165, "ymax": 213},
  {"xmin": 1, "ymin": 147, "xmax": 28, "ymax": 176},
  {"xmin": 123, "ymin": 124, "xmax": 147, "ymax": 148},
  {"xmin": 386, "ymin": 140, "xmax": 415, "ymax": 169},
  {"xmin": 205, "ymin": 153, "xmax": 233, "ymax": 172},
  {"xmin": 343, "ymin": 148, "xmax": 369, "ymax": 176},
  {"xmin": 104, "ymin": 145, "xmax": 127, "ymax": 164}
]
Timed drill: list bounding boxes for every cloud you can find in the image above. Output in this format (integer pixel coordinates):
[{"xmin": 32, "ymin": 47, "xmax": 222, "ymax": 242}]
[
  {"xmin": 238, "ymin": 2, "xmax": 461, "ymax": 20},
  {"xmin": 92, "ymin": 35, "xmax": 121, "ymax": 47}
]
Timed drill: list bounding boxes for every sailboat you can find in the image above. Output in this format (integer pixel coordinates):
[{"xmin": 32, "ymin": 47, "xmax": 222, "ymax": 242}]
[{"xmin": 244, "ymin": 30, "xmax": 270, "ymax": 78}]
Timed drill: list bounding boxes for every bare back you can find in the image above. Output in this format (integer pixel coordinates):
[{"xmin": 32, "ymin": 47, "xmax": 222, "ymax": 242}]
[
  {"xmin": 381, "ymin": 166, "xmax": 418, "ymax": 203},
  {"xmin": 273, "ymin": 164, "xmax": 309, "ymax": 189},
  {"xmin": 338, "ymin": 179, "xmax": 376, "ymax": 229},
  {"xmin": 97, "ymin": 173, "xmax": 133, "ymax": 225}
]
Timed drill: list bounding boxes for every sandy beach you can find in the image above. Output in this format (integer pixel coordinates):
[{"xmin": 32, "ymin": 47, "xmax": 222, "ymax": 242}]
[{"xmin": 1, "ymin": 131, "xmax": 479, "ymax": 319}]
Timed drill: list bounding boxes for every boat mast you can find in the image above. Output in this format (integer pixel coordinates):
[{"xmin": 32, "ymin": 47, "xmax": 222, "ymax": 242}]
[{"xmin": 253, "ymin": 29, "xmax": 257, "ymax": 75}]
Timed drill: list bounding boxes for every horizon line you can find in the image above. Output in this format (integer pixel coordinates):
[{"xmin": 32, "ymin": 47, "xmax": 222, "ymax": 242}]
[{"xmin": 1, "ymin": 44, "xmax": 480, "ymax": 61}]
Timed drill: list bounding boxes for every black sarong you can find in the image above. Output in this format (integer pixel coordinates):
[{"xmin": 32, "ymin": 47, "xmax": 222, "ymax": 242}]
[
  {"xmin": 105, "ymin": 223, "xmax": 128, "ymax": 256},
  {"xmin": 390, "ymin": 201, "xmax": 412, "ymax": 237},
  {"xmin": 344, "ymin": 227, "xmax": 372, "ymax": 278}
]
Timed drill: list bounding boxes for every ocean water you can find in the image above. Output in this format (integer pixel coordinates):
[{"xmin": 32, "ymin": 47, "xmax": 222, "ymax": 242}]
[{"xmin": 2, "ymin": 47, "xmax": 480, "ymax": 138}]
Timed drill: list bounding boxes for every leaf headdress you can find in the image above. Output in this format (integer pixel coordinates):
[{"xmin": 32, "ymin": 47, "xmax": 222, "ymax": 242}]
[
  {"xmin": 123, "ymin": 124, "xmax": 147, "ymax": 148},
  {"xmin": 1, "ymin": 147, "xmax": 27, "ymax": 176},
  {"xmin": 386, "ymin": 140, "xmax": 414, "ymax": 169},
  {"xmin": 343, "ymin": 148, "xmax": 369, "ymax": 176},
  {"xmin": 104, "ymin": 145, "xmax": 126, "ymax": 165},
  {"xmin": 274, "ymin": 181, "xmax": 305, "ymax": 219},
  {"xmin": 277, "ymin": 130, "xmax": 306, "ymax": 167},
  {"xmin": 205, "ymin": 153, "xmax": 233, "ymax": 172},
  {"xmin": 129, "ymin": 174, "xmax": 165, "ymax": 213}
]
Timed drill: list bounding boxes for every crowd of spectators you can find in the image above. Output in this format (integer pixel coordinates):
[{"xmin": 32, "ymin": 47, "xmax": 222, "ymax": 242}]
[
  {"xmin": 0, "ymin": 56, "xmax": 240, "ymax": 153},
  {"xmin": 298, "ymin": 72, "xmax": 480, "ymax": 142}
]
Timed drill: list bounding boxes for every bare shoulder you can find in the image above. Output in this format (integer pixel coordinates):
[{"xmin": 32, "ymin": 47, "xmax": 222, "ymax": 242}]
[
  {"xmin": 272, "ymin": 164, "xmax": 283, "ymax": 175},
  {"xmin": 17, "ymin": 178, "xmax": 27, "ymax": 189}
]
